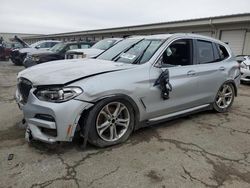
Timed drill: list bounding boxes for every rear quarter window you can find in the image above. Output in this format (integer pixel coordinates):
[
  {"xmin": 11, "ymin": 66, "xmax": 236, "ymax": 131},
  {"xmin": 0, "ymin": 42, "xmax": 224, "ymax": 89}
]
[{"xmin": 216, "ymin": 44, "xmax": 229, "ymax": 60}]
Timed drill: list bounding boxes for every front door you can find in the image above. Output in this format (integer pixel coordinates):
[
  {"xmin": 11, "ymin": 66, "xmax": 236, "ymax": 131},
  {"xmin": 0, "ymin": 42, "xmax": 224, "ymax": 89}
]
[{"xmin": 143, "ymin": 39, "xmax": 201, "ymax": 119}]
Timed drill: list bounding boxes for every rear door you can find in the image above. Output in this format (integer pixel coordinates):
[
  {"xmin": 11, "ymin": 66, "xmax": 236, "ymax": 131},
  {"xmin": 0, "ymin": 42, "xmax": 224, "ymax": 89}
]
[{"xmin": 192, "ymin": 39, "xmax": 228, "ymax": 104}]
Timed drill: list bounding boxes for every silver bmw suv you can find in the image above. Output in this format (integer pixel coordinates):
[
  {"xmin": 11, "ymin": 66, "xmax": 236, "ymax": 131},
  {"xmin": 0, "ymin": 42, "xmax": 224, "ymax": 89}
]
[{"xmin": 16, "ymin": 33, "xmax": 241, "ymax": 147}]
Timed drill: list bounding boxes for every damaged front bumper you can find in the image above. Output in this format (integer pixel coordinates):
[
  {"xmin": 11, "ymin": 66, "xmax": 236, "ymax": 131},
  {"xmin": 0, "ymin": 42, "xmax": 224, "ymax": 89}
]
[
  {"xmin": 240, "ymin": 68, "xmax": 250, "ymax": 82},
  {"xmin": 16, "ymin": 89, "xmax": 93, "ymax": 144}
]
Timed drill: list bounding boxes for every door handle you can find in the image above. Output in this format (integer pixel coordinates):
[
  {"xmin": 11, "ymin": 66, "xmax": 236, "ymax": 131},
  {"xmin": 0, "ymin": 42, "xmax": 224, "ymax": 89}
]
[
  {"xmin": 187, "ymin": 70, "xmax": 196, "ymax": 76},
  {"xmin": 219, "ymin": 67, "xmax": 225, "ymax": 71}
]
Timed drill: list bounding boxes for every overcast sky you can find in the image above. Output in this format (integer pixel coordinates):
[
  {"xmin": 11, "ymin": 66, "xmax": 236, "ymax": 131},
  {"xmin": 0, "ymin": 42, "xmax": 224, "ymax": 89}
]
[{"xmin": 0, "ymin": 0, "xmax": 250, "ymax": 34}]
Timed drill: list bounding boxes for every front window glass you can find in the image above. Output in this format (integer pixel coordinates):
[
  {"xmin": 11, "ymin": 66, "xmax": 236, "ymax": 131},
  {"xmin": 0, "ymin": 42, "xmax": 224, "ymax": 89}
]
[
  {"xmin": 50, "ymin": 43, "xmax": 65, "ymax": 52},
  {"xmin": 36, "ymin": 42, "xmax": 47, "ymax": 48},
  {"xmin": 161, "ymin": 39, "xmax": 192, "ymax": 66},
  {"xmin": 97, "ymin": 38, "xmax": 164, "ymax": 64},
  {"xmin": 92, "ymin": 39, "xmax": 118, "ymax": 50}
]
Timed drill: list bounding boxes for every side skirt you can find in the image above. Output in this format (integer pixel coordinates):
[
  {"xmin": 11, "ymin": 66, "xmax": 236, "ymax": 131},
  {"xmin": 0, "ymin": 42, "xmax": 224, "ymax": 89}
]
[{"xmin": 135, "ymin": 104, "xmax": 213, "ymax": 130}]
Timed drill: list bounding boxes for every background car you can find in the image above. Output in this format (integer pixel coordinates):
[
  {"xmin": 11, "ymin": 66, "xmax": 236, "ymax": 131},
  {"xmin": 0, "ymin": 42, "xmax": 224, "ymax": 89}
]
[
  {"xmin": 0, "ymin": 43, "xmax": 10, "ymax": 61},
  {"xmin": 65, "ymin": 38, "xmax": 122, "ymax": 59},
  {"xmin": 237, "ymin": 55, "xmax": 250, "ymax": 83},
  {"xmin": 16, "ymin": 34, "xmax": 240, "ymax": 148},
  {"xmin": 0, "ymin": 42, "xmax": 26, "ymax": 61},
  {"xmin": 23, "ymin": 41, "xmax": 95, "ymax": 68},
  {"xmin": 10, "ymin": 36, "xmax": 60, "ymax": 65}
]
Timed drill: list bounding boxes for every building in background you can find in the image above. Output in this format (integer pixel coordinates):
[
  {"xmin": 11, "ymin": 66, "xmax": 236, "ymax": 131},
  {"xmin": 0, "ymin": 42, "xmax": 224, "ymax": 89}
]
[
  {"xmin": 9, "ymin": 13, "xmax": 250, "ymax": 55},
  {"xmin": 0, "ymin": 32, "xmax": 42, "ymax": 43}
]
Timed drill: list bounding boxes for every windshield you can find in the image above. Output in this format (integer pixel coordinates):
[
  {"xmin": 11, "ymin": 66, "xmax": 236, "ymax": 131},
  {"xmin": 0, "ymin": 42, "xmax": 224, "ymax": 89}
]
[
  {"xmin": 50, "ymin": 43, "xmax": 65, "ymax": 52},
  {"xmin": 97, "ymin": 38, "xmax": 164, "ymax": 64},
  {"xmin": 30, "ymin": 41, "xmax": 44, "ymax": 48},
  {"xmin": 92, "ymin": 39, "xmax": 118, "ymax": 50}
]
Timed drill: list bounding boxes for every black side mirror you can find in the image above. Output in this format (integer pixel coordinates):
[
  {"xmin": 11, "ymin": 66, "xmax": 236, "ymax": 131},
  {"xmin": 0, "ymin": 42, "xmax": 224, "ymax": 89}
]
[{"xmin": 154, "ymin": 69, "xmax": 172, "ymax": 100}]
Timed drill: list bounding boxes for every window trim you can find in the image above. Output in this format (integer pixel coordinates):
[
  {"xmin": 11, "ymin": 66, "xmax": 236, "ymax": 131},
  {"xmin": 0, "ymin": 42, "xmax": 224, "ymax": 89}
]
[
  {"xmin": 153, "ymin": 38, "xmax": 195, "ymax": 68},
  {"xmin": 212, "ymin": 42, "xmax": 220, "ymax": 61}
]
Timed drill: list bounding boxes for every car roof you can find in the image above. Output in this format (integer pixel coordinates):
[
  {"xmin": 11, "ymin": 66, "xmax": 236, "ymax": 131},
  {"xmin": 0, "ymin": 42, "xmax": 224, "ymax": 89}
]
[
  {"xmin": 128, "ymin": 34, "xmax": 173, "ymax": 40},
  {"xmin": 63, "ymin": 41, "xmax": 94, "ymax": 45},
  {"xmin": 37, "ymin": 40, "xmax": 61, "ymax": 43},
  {"xmin": 93, "ymin": 38, "xmax": 123, "ymax": 44},
  {"xmin": 128, "ymin": 33, "xmax": 226, "ymax": 45},
  {"xmin": 102, "ymin": 37, "xmax": 123, "ymax": 40}
]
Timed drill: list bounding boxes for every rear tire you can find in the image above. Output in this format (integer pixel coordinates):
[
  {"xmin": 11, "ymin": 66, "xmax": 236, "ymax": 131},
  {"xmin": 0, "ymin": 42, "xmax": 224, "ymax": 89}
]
[
  {"xmin": 85, "ymin": 98, "xmax": 135, "ymax": 148},
  {"xmin": 213, "ymin": 83, "xmax": 235, "ymax": 113}
]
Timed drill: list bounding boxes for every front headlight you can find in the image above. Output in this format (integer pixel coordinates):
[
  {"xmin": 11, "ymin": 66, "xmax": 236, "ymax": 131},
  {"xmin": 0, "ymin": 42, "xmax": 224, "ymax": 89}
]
[
  {"xmin": 32, "ymin": 56, "xmax": 40, "ymax": 62},
  {"xmin": 35, "ymin": 87, "xmax": 83, "ymax": 102},
  {"xmin": 26, "ymin": 55, "xmax": 32, "ymax": 60}
]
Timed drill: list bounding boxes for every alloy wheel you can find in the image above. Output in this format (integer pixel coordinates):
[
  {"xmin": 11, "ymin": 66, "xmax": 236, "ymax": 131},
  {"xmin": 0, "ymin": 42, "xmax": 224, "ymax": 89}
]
[
  {"xmin": 216, "ymin": 84, "xmax": 233, "ymax": 109},
  {"xmin": 96, "ymin": 102, "xmax": 130, "ymax": 142}
]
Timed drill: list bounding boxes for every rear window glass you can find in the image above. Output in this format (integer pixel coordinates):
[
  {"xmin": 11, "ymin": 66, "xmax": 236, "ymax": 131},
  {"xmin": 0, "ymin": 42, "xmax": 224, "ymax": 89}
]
[
  {"xmin": 69, "ymin": 44, "xmax": 78, "ymax": 50},
  {"xmin": 80, "ymin": 44, "xmax": 91, "ymax": 49},
  {"xmin": 197, "ymin": 40, "xmax": 214, "ymax": 64}
]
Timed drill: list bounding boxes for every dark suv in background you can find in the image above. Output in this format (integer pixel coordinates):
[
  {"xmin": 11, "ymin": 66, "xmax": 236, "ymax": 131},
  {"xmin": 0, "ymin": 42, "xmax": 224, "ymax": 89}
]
[
  {"xmin": 10, "ymin": 37, "xmax": 60, "ymax": 65},
  {"xmin": 23, "ymin": 41, "xmax": 95, "ymax": 68},
  {"xmin": 0, "ymin": 37, "xmax": 26, "ymax": 61},
  {"xmin": 0, "ymin": 42, "xmax": 24, "ymax": 61}
]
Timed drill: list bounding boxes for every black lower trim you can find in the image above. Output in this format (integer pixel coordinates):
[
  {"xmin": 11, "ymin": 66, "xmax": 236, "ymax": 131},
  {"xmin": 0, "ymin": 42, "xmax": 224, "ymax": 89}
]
[{"xmin": 135, "ymin": 104, "xmax": 213, "ymax": 130}]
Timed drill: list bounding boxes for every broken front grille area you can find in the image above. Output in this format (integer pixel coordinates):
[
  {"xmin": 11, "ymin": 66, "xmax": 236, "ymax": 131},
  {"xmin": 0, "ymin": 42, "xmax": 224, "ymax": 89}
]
[{"xmin": 18, "ymin": 78, "xmax": 32, "ymax": 104}]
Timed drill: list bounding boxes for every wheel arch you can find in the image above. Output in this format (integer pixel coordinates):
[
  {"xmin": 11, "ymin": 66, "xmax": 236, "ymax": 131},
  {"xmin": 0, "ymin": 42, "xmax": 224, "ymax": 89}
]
[
  {"xmin": 214, "ymin": 79, "xmax": 238, "ymax": 101},
  {"xmin": 77, "ymin": 94, "xmax": 141, "ymax": 137},
  {"xmin": 93, "ymin": 94, "xmax": 140, "ymax": 130},
  {"xmin": 224, "ymin": 79, "xmax": 238, "ymax": 97},
  {"xmin": 75, "ymin": 94, "xmax": 141, "ymax": 148}
]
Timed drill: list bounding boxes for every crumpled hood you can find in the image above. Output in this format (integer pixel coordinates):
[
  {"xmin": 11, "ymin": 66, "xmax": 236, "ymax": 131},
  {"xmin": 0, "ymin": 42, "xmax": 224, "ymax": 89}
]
[
  {"xmin": 18, "ymin": 58, "xmax": 135, "ymax": 86},
  {"xmin": 68, "ymin": 48, "xmax": 104, "ymax": 57}
]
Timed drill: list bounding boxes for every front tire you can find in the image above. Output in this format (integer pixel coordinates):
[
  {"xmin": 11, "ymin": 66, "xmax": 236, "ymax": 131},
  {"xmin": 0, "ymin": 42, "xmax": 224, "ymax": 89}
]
[
  {"xmin": 213, "ymin": 83, "xmax": 235, "ymax": 113},
  {"xmin": 86, "ymin": 98, "xmax": 135, "ymax": 147}
]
